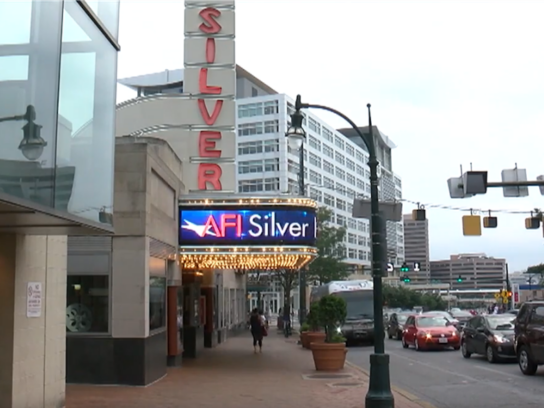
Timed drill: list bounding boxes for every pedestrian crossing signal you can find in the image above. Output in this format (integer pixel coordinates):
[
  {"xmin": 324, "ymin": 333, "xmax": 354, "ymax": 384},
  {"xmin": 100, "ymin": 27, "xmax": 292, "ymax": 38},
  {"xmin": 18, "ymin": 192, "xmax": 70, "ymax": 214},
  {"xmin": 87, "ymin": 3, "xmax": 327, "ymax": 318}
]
[{"xmin": 413, "ymin": 262, "xmax": 420, "ymax": 272}]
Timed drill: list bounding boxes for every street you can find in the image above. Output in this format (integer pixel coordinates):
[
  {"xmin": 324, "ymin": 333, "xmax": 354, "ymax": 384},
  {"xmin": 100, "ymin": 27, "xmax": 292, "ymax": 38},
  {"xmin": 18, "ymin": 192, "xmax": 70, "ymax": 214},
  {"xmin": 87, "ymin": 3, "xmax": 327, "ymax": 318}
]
[{"xmin": 348, "ymin": 338, "xmax": 544, "ymax": 408}]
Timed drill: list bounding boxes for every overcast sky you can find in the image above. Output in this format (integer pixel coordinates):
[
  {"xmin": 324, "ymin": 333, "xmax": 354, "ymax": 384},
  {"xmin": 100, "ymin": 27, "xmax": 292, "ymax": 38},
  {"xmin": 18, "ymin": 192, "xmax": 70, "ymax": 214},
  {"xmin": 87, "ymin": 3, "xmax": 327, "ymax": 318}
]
[{"xmin": 117, "ymin": 0, "xmax": 544, "ymax": 271}]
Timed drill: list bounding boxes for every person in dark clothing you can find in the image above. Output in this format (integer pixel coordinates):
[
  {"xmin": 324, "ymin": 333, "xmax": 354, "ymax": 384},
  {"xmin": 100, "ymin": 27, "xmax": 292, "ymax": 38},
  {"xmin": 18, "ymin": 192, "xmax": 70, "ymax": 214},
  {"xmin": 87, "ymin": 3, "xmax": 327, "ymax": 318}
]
[{"xmin": 249, "ymin": 308, "xmax": 264, "ymax": 353}]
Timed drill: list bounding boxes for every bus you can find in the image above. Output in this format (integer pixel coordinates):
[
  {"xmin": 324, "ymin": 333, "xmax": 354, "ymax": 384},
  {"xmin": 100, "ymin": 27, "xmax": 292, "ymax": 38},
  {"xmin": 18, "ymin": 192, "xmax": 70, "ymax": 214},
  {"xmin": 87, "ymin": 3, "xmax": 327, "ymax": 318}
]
[{"xmin": 310, "ymin": 280, "xmax": 374, "ymax": 345}]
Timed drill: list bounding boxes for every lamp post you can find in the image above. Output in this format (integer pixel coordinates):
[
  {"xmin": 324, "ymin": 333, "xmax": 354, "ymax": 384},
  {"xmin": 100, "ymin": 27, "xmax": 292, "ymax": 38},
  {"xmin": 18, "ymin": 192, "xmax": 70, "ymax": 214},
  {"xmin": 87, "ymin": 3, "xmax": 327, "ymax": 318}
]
[
  {"xmin": 0, "ymin": 105, "xmax": 47, "ymax": 161},
  {"xmin": 285, "ymin": 113, "xmax": 307, "ymax": 325},
  {"xmin": 286, "ymin": 95, "xmax": 393, "ymax": 408}
]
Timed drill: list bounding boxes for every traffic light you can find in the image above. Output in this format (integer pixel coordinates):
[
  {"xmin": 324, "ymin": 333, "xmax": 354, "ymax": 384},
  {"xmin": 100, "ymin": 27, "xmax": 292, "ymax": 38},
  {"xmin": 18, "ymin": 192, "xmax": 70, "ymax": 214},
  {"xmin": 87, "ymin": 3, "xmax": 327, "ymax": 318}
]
[
  {"xmin": 508, "ymin": 291, "xmax": 513, "ymax": 298},
  {"xmin": 402, "ymin": 275, "xmax": 411, "ymax": 283},
  {"xmin": 456, "ymin": 275, "xmax": 463, "ymax": 282},
  {"xmin": 413, "ymin": 262, "xmax": 420, "ymax": 272},
  {"xmin": 400, "ymin": 263, "xmax": 409, "ymax": 272}
]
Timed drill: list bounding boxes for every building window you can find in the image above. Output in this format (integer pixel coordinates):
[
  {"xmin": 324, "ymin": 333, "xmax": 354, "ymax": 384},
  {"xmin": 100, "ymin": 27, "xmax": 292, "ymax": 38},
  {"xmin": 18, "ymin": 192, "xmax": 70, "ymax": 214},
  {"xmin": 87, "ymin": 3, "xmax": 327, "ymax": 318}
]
[
  {"xmin": 264, "ymin": 138, "xmax": 279, "ymax": 152},
  {"xmin": 348, "ymin": 233, "xmax": 357, "ymax": 244},
  {"xmin": 324, "ymin": 193, "xmax": 335, "ymax": 206},
  {"xmin": 264, "ymin": 158, "xmax": 279, "ymax": 172},
  {"xmin": 309, "ymin": 170, "xmax": 321, "ymax": 185},
  {"xmin": 356, "ymin": 165, "xmax": 364, "ymax": 176},
  {"xmin": 356, "ymin": 151, "xmax": 365, "ymax": 163},
  {"xmin": 323, "ymin": 177, "xmax": 334, "ymax": 190},
  {"xmin": 323, "ymin": 145, "xmax": 334, "ymax": 159},
  {"xmin": 264, "ymin": 120, "xmax": 279, "ymax": 133},
  {"xmin": 357, "ymin": 220, "xmax": 365, "ymax": 231},
  {"xmin": 239, "ymin": 179, "xmax": 262, "ymax": 193},
  {"xmin": 149, "ymin": 276, "xmax": 166, "ymax": 331},
  {"xmin": 347, "ymin": 173, "xmax": 356, "ymax": 186},
  {"xmin": 337, "ymin": 214, "xmax": 347, "ymax": 226},
  {"xmin": 309, "ymin": 136, "xmax": 321, "ymax": 151},
  {"xmin": 264, "ymin": 100, "xmax": 278, "ymax": 115},
  {"xmin": 66, "ymin": 275, "xmax": 109, "ymax": 333},
  {"xmin": 346, "ymin": 188, "xmax": 355, "ymax": 199},
  {"xmin": 348, "ymin": 248, "xmax": 357, "ymax": 259},
  {"xmin": 264, "ymin": 177, "xmax": 280, "ymax": 191},
  {"xmin": 336, "ymin": 198, "xmax": 346, "ymax": 211},
  {"xmin": 346, "ymin": 144, "xmax": 355, "ymax": 157},
  {"xmin": 323, "ymin": 160, "xmax": 334, "ymax": 175},
  {"xmin": 322, "ymin": 127, "xmax": 333, "ymax": 142},
  {"xmin": 310, "ymin": 187, "xmax": 322, "ymax": 202},
  {"xmin": 287, "ymin": 159, "xmax": 300, "ymax": 174},
  {"xmin": 238, "ymin": 122, "xmax": 263, "ymax": 136},
  {"xmin": 238, "ymin": 102, "xmax": 263, "ymax": 118},
  {"xmin": 348, "ymin": 218, "xmax": 357, "ymax": 229},
  {"xmin": 334, "ymin": 136, "xmax": 345, "ymax": 150},
  {"xmin": 238, "ymin": 141, "xmax": 263, "ymax": 155},
  {"xmin": 252, "ymin": 87, "xmax": 258, "ymax": 97},
  {"xmin": 335, "ymin": 151, "xmax": 345, "ymax": 166},
  {"xmin": 346, "ymin": 158, "xmax": 356, "ymax": 171},
  {"xmin": 357, "ymin": 179, "xmax": 364, "ymax": 190},
  {"xmin": 308, "ymin": 117, "xmax": 320, "ymax": 134},
  {"xmin": 309, "ymin": 152, "xmax": 321, "ymax": 167},
  {"xmin": 238, "ymin": 160, "xmax": 263, "ymax": 174},
  {"xmin": 336, "ymin": 167, "xmax": 346, "ymax": 181}
]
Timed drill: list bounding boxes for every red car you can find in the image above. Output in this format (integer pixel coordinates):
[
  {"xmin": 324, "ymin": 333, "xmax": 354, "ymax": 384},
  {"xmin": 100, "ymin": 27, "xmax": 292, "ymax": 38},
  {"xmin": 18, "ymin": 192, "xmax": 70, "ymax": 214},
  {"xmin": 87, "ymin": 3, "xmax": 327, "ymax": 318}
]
[{"xmin": 401, "ymin": 314, "xmax": 461, "ymax": 351}]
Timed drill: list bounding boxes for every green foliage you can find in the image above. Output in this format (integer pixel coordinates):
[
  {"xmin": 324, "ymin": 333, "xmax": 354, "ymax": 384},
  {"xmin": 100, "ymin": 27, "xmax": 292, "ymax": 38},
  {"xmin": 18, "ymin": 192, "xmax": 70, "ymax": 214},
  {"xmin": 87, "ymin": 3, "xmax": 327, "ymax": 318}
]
[
  {"xmin": 382, "ymin": 285, "xmax": 447, "ymax": 311},
  {"xmin": 317, "ymin": 295, "xmax": 347, "ymax": 343},
  {"xmin": 525, "ymin": 263, "xmax": 544, "ymax": 276},
  {"xmin": 330, "ymin": 332, "xmax": 346, "ymax": 343},
  {"xmin": 300, "ymin": 322, "xmax": 310, "ymax": 332},
  {"xmin": 307, "ymin": 207, "xmax": 349, "ymax": 284},
  {"xmin": 307, "ymin": 302, "xmax": 321, "ymax": 331}
]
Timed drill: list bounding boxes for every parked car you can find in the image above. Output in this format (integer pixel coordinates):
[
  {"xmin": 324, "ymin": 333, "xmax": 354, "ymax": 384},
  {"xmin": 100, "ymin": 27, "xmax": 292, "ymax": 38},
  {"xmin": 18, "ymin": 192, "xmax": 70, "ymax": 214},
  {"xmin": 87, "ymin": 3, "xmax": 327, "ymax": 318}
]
[
  {"xmin": 514, "ymin": 301, "xmax": 544, "ymax": 375},
  {"xmin": 401, "ymin": 314, "xmax": 460, "ymax": 351},
  {"xmin": 387, "ymin": 312, "xmax": 411, "ymax": 340},
  {"xmin": 461, "ymin": 314, "xmax": 515, "ymax": 363}
]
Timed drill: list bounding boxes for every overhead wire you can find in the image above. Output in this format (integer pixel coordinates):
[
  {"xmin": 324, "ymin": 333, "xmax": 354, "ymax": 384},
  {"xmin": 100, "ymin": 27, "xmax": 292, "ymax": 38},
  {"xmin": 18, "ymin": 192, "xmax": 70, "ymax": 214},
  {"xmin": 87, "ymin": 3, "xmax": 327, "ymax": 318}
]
[{"xmin": 400, "ymin": 198, "xmax": 541, "ymax": 216}]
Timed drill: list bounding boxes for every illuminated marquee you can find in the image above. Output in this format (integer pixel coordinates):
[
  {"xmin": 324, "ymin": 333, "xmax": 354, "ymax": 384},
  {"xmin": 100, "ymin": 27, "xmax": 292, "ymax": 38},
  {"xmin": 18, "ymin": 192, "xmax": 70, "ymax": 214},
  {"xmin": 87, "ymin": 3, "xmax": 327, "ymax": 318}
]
[
  {"xmin": 180, "ymin": 208, "xmax": 317, "ymax": 245},
  {"xmin": 184, "ymin": 1, "xmax": 236, "ymax": 192}
]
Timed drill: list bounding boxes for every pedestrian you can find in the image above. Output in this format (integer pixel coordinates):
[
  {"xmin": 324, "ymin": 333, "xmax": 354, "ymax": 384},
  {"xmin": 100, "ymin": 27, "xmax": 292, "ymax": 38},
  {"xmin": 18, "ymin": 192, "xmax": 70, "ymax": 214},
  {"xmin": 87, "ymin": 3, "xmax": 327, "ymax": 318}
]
[{"xmin": 249, "ymin": 308, "xmax": 265, "ymax": 353}]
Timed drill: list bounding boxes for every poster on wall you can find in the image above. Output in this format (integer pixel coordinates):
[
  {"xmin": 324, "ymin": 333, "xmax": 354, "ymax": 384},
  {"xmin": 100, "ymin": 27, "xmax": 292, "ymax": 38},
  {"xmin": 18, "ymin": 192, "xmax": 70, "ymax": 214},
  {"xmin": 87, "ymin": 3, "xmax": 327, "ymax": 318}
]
[{"xmin": 26, "ymin": 282, "xmax": 42, "ymax": 318}]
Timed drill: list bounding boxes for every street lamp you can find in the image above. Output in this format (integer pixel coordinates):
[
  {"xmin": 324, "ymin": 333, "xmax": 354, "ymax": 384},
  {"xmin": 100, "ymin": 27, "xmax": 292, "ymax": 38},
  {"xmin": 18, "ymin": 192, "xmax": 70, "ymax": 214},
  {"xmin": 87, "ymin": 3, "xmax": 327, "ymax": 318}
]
[
  {"xmin": 0, "ymin": 105, "xmax": 47, "ymax": 161},
  {"xmin": 287, "ymin": 95, "xmax": 393, "ymax": 408},
  {"xmin": 286, "ymin": 107, "xmax": 307, "ymax": 325}
]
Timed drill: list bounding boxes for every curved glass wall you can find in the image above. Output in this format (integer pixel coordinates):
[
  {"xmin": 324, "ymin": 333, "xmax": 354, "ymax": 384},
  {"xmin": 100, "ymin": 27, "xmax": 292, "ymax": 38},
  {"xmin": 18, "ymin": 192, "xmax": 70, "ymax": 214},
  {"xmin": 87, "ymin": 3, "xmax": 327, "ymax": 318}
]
[{"xmin": 0, "ymin": 0, "xmax": 119, "ymax": 226}]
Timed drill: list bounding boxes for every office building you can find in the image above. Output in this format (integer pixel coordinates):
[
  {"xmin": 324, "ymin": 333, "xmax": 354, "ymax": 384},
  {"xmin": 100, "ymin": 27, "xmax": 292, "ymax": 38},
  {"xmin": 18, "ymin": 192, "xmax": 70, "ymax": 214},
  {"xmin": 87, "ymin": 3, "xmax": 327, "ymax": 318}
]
[
  {"xmin": 0, "ymin": 1, "xmax": 120, "ymax": 406},
  {"xmin": 402, "ymin": 213, "xmax": 430, "ymax": 283},
  {"xmin": 430, "ymin": 253, "xmax": 506, "ymax": 290}
]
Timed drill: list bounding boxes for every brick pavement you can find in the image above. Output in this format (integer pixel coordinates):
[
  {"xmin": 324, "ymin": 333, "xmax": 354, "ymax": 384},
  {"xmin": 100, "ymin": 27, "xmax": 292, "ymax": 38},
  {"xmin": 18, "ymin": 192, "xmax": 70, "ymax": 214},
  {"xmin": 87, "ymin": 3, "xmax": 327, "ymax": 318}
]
[{"xmin": 66, "ymin": 332, "xmax": 434, "ymax": 408}]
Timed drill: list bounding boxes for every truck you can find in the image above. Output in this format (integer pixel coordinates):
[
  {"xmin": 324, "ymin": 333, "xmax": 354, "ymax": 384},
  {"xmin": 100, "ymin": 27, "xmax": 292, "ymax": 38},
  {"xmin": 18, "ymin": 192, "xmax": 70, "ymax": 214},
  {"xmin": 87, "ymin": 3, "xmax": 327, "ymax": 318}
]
[{"xmin": 310, "ymin": 280, "xmax": 374, "ymax": 345}]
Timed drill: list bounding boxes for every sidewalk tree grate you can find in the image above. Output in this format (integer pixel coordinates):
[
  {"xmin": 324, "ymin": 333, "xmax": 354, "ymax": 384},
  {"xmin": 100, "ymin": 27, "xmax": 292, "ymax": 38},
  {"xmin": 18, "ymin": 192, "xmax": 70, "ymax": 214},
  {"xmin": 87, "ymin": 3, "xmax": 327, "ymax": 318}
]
[
  {"xmin": 302, "ymin": 373, "xmax": 354, "ymax": 380},
  {"xmin": 328, "ymin": 382, "xmax": 363, "ymax": 388}
]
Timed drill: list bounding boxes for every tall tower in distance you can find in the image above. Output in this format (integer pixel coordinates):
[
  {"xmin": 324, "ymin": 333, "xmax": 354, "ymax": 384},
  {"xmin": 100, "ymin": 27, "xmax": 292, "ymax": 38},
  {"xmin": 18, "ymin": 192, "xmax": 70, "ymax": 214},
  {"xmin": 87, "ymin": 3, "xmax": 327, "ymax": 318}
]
[{"xmin": 402, "ymin": 213, "xmax": 430, "ymax": 283}]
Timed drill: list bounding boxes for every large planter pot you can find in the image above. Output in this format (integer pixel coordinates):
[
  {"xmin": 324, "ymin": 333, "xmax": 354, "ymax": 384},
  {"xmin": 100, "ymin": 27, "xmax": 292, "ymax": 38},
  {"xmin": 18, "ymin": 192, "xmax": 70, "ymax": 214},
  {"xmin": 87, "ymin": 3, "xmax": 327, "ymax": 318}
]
[
  {"xmin": 306, "ymin": 331, "xmax": 326, "ymax": 348},
  {"xmin": 310, "ymin": 342, "xmax": 347, "ymax": 371},
  {"xmin": 300, "ymin": 331, "xmax": 311, "ymax": 348}
]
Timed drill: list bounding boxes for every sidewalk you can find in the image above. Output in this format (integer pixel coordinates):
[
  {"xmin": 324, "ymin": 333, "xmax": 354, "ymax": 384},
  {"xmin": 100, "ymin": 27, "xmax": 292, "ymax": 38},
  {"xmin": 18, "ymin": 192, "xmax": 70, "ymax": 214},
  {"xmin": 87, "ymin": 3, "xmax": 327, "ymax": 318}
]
[{"xmin": 66, "ymin": 332, "xmax": 434, "ymax": 408}]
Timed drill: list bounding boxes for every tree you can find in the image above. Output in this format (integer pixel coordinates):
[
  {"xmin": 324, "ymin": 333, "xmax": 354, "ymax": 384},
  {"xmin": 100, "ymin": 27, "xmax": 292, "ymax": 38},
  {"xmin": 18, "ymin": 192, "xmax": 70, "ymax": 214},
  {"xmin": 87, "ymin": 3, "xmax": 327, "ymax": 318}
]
[
  {"xmin": 525, "ymin": 263, "xmax": 544, "ymax": 276},
  {"xmin": 382, "ymin": 285, "xmax": 447, "ymax": 311},
  {"xmin": 307, "ymin": 207, "xmax": 349, "ymax": 284},
  {"xmin": 274, "ymin": 269, "xmax": 298, "ymax": 315}
]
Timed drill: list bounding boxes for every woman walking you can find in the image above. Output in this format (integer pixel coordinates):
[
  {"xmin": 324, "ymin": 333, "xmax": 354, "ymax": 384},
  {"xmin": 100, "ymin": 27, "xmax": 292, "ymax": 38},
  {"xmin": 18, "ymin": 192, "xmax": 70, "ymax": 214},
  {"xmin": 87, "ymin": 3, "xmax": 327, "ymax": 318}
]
[{"xmin": 249, "ymin": 308, "xmax": 265, "ymax": 353}]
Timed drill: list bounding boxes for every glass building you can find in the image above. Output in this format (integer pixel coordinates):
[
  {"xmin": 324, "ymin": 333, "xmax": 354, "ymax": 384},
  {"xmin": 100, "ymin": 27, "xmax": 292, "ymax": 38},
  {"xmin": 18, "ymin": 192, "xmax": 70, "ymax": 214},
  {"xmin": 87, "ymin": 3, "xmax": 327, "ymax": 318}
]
[{"xmin": 0, "ymin": 0, "xmax": 119, "ymax": 229}]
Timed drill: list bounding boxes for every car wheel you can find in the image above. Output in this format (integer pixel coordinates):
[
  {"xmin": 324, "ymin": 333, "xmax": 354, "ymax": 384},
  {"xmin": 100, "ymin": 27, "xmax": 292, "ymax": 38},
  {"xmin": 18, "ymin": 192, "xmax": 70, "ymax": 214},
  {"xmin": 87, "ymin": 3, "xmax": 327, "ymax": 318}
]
[
  {"xmin": 396, "ymin": 331, "xmax": 402, "ymax": 340},
  {"xmin": 415, "ymin": 339, "xmax": 421, "ymax": 351},
  {"xmin": 401, "ymin": 336, "xmax": 409, "ymax": 349},
  {"xmin": 486, "ymin": 345, "xmax": 497, "ymax": 363},
  {"xmin": 518, "ymin": 345, "xmax": 538, "ymax": 376},
  {"xmin": 461, "ymin": 341, "xmax": 471, "ymax": 358},
  {"xmin": 388, "ymin": 332, "xmax": 393, "ymax": 339}
]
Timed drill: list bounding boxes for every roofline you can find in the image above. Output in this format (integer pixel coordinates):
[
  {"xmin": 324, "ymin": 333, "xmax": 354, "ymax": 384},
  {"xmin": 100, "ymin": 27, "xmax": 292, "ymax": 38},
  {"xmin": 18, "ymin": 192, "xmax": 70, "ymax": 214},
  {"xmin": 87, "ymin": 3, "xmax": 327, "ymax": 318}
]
[{"xmin": 235, "ymin": 64, "xmax": 278, "ymax": 95}]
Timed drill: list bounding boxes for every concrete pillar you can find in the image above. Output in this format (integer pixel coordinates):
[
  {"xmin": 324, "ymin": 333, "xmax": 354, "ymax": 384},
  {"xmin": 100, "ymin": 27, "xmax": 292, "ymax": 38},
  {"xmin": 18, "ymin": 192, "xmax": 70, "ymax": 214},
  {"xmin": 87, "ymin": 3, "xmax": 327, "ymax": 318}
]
[{"xmin": 0, "ymin": 234, "xmax": 67, "ymax": 408}]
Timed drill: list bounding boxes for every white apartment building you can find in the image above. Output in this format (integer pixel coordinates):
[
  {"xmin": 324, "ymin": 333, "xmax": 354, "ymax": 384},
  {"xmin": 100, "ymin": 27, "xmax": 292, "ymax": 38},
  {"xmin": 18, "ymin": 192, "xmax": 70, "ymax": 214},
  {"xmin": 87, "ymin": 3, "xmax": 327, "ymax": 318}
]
[{"xmin": 236, "ymin": 93, "xmax": 405, "ymax": 273}]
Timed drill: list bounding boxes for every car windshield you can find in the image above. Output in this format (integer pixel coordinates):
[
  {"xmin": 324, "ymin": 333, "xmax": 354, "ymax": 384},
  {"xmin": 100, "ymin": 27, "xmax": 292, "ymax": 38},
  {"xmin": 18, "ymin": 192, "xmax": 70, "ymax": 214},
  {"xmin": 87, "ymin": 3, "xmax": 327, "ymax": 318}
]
[
  {"xmin": 487, "ymin": 316, "xmax": 515, "ymax": 330},
  {"xmin": 417, "ymin": 316, "xmax": 449, "ymax": 327},
  {"xmin": 397, "ymin": 314, "xmax": 409, "ymax": 323}
]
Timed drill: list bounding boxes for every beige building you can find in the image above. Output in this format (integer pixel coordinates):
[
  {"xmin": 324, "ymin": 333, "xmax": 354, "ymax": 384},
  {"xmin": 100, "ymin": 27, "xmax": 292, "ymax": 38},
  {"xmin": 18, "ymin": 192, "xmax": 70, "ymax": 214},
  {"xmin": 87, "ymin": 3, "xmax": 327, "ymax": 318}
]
[
  {"xmin": 430, "ymin": 253, "xmax": 506, "ymax": 290},
  {"xmin": 402, "ymin": 214, "xmax": 430, "ymax": 283}
]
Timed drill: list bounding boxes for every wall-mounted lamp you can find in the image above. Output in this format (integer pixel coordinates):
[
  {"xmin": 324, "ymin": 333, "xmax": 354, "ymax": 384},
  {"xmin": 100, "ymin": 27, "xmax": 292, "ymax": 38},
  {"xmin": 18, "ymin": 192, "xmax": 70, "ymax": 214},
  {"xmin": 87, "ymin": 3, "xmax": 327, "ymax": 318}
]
[{"xmin": 0, "ymin": 105, "xmax": 48, "ymax": 161}]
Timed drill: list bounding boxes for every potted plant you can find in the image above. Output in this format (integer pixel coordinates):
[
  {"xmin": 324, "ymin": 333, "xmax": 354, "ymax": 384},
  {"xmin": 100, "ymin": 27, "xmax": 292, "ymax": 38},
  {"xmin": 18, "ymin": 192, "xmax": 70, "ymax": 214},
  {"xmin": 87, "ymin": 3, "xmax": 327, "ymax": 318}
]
[
  {"xmin": 310, "ymin": 295, "xmax": 348, "ymax": 371},
  {"xmin": 299, "ymin": 322, "xmax": 310, "ymax": 347},
  {"xmin": 305, "ymin": 302, "xmax": 326, "ymax": 348}
]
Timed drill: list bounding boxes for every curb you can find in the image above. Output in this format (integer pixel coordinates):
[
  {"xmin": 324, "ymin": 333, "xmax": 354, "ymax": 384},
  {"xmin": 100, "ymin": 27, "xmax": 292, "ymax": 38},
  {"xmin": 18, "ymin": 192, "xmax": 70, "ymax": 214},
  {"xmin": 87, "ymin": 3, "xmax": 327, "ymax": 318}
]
[{"xmin": 345, "ymin": 360, "xmax": 438, "ymax": 408}]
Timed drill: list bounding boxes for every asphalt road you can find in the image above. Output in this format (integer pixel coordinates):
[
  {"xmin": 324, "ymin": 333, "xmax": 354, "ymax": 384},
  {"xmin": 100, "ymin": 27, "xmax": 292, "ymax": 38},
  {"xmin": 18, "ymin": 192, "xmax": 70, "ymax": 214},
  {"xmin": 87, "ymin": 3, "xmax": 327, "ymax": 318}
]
[{"xmin": 348, "ymin": 338, "xmax": 544, "ymax": 408}]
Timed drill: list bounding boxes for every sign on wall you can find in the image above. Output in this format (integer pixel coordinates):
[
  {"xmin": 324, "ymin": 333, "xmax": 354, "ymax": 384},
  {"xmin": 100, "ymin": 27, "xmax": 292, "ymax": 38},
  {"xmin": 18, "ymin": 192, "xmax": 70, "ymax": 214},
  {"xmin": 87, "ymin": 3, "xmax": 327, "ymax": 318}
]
[
  {"xmin": 27, "ymin": 282, "xmax": 42, "ymax": 318},
  {"xmin": 184, "ymin": 1, "xmax": 236, "ymax": 192},
  {"xmin": 179, "ymin": 207, "xmax": 317, "ymax": 246}
]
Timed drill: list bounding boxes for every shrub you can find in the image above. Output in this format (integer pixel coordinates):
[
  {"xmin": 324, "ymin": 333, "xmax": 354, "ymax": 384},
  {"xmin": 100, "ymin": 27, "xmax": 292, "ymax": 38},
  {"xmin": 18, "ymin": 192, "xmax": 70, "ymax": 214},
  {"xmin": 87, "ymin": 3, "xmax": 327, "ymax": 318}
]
[{"xmin": 318, "ymin": 295, "xmax": 347, "ymax": 343}]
